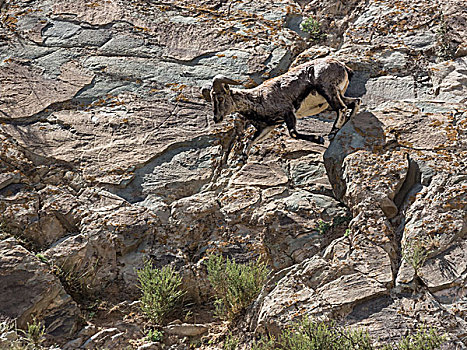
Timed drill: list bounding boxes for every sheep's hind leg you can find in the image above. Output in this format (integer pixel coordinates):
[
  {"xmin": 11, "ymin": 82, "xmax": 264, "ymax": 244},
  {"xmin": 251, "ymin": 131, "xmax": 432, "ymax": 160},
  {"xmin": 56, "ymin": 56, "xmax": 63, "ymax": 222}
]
[
  {"xmin": 326, "ymin": 95, "xmax": 361, "ymax": 141},
  {"xmin": 342, "ymin": 95, "xmax": 361, "ymax": 119},
  {"xmin": 317, "ymin": 87, "xmax": 347, "ymax": 141},
  {"xmin": 284, "ymin": 112, "xmax": 324, "ymax": 144}
]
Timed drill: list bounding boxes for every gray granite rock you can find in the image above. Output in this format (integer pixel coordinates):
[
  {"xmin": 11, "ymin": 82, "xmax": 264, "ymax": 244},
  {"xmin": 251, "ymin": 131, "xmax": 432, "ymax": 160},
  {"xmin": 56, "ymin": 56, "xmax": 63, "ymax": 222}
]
[{"xmin": 1, "ymin": 0, "xmax": 466, "ymax": 348}]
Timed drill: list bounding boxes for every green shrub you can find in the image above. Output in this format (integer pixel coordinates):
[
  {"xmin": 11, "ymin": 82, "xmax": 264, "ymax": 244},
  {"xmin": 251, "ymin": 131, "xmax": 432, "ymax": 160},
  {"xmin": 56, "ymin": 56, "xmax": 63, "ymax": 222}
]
[
  {"xmin": 137, "ymin": 261, "xmax": 185, "ymax": 324},
  {"xmin": 250, "ymin": 317, "xmax": 445, "ymax": 350},
  {"xmin": 145, "ymin": 328, "xmax": 163, "ymax": 343},
  {"xmin": 206, "ymin": 254, "xmax": 268, "ymax": 320},
  {"xmin": 35, "ymin": 253, "xmax": 48, "ymax": 264},
  {"xmin": 23, "ymin": 317, "xmax": 45, "ymax": 347},
  {"xmin": 402, "ymin": 237, "xmax": 438, "ymax": 274},
  {"xmin": 223, "ymin": 332, "xmax": 240, "ymax": 350},
  {"xmin": 0, "ymin": 317, "xmax": 46, "ymax": 350},
  {"xmin": 317, "ymin": 220, "xmax": 332, "ymax": 235},
  {"xmin": 317, "ymin": 216, "xmax": 351, "ymax": 235},
  {"xmin": 393, "ymin": 325, "xmax": 446, "ymax": 350},
  {"xmin": 252, "ymin": 337, "xmax": 276, "ymax": 350},
  {"xmin": 278, "ymin": 317, "xmax": 373, "ymax": 350},
  {"xmin": 300, "ymin": 17, "xmax": 326, "ymax": 42}
]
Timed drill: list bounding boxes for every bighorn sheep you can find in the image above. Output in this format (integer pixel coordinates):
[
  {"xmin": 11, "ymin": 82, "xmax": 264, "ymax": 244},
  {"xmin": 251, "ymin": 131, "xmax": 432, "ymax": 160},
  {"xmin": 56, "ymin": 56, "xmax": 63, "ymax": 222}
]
[{"xmin": 201, "ymin": 58, "xmax": 361, "ymax": 155}]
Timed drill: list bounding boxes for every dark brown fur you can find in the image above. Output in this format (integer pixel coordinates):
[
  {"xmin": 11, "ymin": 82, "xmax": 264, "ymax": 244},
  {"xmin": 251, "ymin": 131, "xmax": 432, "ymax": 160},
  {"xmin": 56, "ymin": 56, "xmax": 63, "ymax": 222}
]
[{"xmin": 201, "ymin": 58, "xmax": 361, "ymax": 154}]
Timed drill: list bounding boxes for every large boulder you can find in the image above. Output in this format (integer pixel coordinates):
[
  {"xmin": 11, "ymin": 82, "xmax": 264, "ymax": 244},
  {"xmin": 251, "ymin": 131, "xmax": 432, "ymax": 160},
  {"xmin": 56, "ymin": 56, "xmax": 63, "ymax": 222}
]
[{"xmin": 0, "ymin": 238, "xmax": 80, "ymax": 337}]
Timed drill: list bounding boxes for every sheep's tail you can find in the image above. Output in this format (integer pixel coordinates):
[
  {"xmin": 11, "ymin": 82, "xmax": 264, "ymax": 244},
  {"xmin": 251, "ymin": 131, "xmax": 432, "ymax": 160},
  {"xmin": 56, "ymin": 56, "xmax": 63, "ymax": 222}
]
[{"xmin": 345, "ymin": 65, "xmax": 354, "ymax": 80}]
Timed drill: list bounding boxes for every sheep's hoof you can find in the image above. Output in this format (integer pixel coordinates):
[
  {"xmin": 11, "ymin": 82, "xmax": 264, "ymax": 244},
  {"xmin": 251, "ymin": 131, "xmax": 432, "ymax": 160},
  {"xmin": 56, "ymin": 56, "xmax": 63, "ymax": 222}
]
[
  {"xmin": 328, "ymin": 133, "xmax": 336, "ymax": 141},
  {"xmin": 317, "ymin": 136, "xmax": 325, "ymax": 144}
]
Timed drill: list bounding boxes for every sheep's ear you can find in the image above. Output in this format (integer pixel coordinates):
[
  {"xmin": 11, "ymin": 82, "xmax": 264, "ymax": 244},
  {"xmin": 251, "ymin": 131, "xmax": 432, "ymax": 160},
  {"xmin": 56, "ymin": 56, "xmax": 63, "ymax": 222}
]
[{"xmin": 201, "ymin": 86, "xmax": 212, "ymax": 102}]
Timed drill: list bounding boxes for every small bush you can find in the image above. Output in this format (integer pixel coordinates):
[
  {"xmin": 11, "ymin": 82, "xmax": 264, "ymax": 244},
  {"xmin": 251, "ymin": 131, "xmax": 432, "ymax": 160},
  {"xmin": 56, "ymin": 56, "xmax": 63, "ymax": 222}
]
[
  {"xmin": 23, "ymin": 317, "xmax": 45, "ymax": 347},
  {"xmin": 137, "ymin": 261, "xmax": 185, "ymax": 324},
  {"xmin": 223, "ymin": 332, "xmax": 240, "ymax": 350},
  {"xmin": 35, "ymin": 253, "xmax": 48, "ymax": 264},
  {"xmin": 252, "ymin": 337, "xmax": 276, "ymax": 350},
  {"xmin": 393, "ymin": 325, "xmax": 446, "ymax": 350},
  {"xmin": 300, "ymin": 17, "xmax": 326, "ymax": 42},
  {"xmin": 250, "ymin": 317, "xmax": 445, "ymax": 350},
  {"xmin": 317, "ymin": 220, "xmax": 332, "ymax": 235},
  {"xmin": 206, "ymin": 254, "xmax": 268, "ymax": 320},
  {"xmin": 317, "ymin": 216, "xmax": 351, "ymax": 235},
  {"xmin": 0, "ymin": 317, "xmax": 46, "ymax": 350},
  {"xmin": 402, "ymin": 237, "xmax": 438, "ymax": 274},
  {"xmin": 402, "ymin": 241, "xmax": 428, "ymax": 274},
  {"xmin": 145, "ymin": 328, "xmax": 163, "ymax": 343},
  {"xmin": 279, "ymin": 317, "xmax": 373, "ymax": 350}
]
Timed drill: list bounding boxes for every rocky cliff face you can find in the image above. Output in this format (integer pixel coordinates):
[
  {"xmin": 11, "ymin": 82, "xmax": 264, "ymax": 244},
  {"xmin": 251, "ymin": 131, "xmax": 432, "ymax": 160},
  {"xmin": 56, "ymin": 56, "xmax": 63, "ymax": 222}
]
[{"xmin": 0, "ymin": 0, "xmax": 466, "ymax": 348}]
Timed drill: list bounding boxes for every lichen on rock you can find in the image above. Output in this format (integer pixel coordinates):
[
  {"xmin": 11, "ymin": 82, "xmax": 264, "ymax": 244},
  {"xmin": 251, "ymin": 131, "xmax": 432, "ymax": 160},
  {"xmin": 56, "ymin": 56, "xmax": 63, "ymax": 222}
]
[{"xmin": 0, "ymin": 0, "xmax": 466, "ymax": 348}]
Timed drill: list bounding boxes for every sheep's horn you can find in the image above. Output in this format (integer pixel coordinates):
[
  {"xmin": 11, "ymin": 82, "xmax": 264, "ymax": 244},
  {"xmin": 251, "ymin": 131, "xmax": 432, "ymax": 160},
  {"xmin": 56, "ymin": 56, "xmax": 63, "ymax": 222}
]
[{"xmin": 212, "ymin": 75, "xmax": 241, "ymax": 92}]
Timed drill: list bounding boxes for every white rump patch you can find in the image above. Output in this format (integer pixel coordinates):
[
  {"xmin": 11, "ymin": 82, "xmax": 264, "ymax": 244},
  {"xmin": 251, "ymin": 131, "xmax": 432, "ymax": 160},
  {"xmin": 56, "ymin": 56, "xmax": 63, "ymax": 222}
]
[{"xmin": 295, "ymin": 92, "xmax": 328, "ymax": 118}]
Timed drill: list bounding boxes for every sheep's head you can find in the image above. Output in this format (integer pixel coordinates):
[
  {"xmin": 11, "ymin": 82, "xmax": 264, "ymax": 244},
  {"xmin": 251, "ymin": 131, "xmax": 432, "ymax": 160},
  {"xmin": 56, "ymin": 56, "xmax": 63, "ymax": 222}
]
[{"xmin": 201, "ymin": 75, "xmax": 241, "ymax": 123}]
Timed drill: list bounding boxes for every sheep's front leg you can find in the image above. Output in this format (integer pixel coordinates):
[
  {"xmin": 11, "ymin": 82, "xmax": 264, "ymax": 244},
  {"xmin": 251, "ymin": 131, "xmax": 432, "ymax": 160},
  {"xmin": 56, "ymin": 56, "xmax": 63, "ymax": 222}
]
[
  {"xmin": 284, "ymin": 112, "xmax": 324, "ymax": 144},
  {"xmin": 328, "ymin": 94, "xmax": 361, "ymax": 141},
  {"xmin": 242, "ymin": 125, "xmax": 275, "ymax": 158}
]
